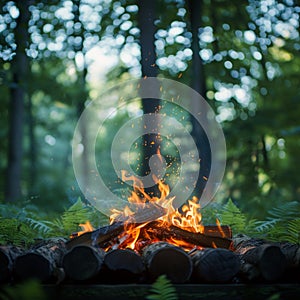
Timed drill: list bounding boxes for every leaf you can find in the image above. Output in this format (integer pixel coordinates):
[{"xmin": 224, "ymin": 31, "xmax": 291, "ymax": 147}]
[{"xmin": 146, "ymin": 275, "xmax": 178, "ymax": 300}]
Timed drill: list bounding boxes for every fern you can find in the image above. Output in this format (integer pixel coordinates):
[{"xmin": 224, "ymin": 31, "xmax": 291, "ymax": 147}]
[
  {"xmin": 0, "ymin": 218, "xmax": 38, "ymax": 247},
  {"xmin": 254, "ymin": 201, "xmax": 300, "ymax": 243},
  {"xmin": 24, "ymin": 218, "xmax": 52, "ymax": 235},
  {"xmin": 217, "ymin": 199, "xmax": 248, "ymax": 234},
  {"xmin": 146, "ymin": 275, "xmax": 178, "ymax": 300}
]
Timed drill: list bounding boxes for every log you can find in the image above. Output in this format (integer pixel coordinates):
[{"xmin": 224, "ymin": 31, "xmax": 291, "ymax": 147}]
[
  {"xmin": 233, "ymin": 235, "xmax": 287, "ymax": 281},
  {"xmin": 143, "ymin": 241, "xmax": 193, "ymax": 283},
  {"xmin": 202, "ymin": 225, "xmax": 232, "ymax": 238},
  {"xmin": 66, "ymin": 203, "xmax": 167, "ymax": 250},
  {"xmin": 101, "ymin": 249, "xmax": 145, "ymax": 283},
  {"xmin": 14, "ymin": 238, "xmax": 67, "ymax": 282},
  {"xmin": 62, "ymin": 245, "xmax": 105, "ymax": 281},
  {"xmin": 142, "ymin": 221, "xmax": 232, "ymax": 249},
  {"xmin": 0, "ymin": 245, "xmax": 23, "ymax": 282},
  {"xmin": 191, "ymin": 248, "xmax": 241, "ymax": 283}
]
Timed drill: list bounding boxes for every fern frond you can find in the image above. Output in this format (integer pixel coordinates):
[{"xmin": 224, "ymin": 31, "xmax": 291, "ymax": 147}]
[
  {"xmin": 267, "ymin": 201, "xmax": 300, "ymax": 220},
  {"xmin": 280, "ymin": 219, "xmax": 300, "ymax": 244},
  {"xmin": 218, "ymin": 199, "xmax": 247, "ymax": 234},
  {"xmin": 61, "ymin": 198, "xmax": 93, "ymax": 234},
  {"xmin": 255, "ymin": 219, "xmax": 279, "ymax": 233},
  {"xmin": 24, "ymin": 218, "xmax": 52, "ymax": 235},
  {"xmin": 146, "ymin": 275, "xmax": 178, "ymax": 300}
]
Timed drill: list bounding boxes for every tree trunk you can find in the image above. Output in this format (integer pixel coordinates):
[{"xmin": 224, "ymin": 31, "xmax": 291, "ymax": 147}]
[
  {"xmin": 187, "ymin": 0, "xmax": 211, "ymax": 199},
  {"xmin": 138, "ymin": 0, "xmax": 161, "ymax": 197},
  {"xmin": 27, "ymin": 92, "xmax": 37, "ymax": 196},
  {"xmin": 5, "ymin": 0, "xmax": 30, "ymax": 202},
  {"xmin": 72, "ymin": 0, "xmax": 91, "ymax": 197}
]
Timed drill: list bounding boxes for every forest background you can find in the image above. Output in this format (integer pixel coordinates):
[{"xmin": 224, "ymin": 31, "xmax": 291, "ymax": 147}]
[{"xmin": 0, "ymin": 0, "xmax": 299, "ymax": 244}]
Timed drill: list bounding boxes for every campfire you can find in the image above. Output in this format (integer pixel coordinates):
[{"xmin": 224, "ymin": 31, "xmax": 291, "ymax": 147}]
[
  {"xmin": 71, "ymin": 170, "xmax": 231, "ymax": 253},
  {"xmin": 0, "ymin": 173, "xmax": 299, "ymax": 287}
]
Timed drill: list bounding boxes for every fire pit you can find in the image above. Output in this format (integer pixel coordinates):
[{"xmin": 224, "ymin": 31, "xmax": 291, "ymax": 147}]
[{"xmin": 1, "ymin": 174, "xmax": 299, "ymax": 300}]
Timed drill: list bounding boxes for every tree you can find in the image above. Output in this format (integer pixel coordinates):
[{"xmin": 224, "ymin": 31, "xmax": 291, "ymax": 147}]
[
  {"xmin": 138, "ymin": 0, "xmax": 161, "ymax": 196},
  {"xmin": 187, "ymin": 0, "xmax": 211, "ymax": 200},
  {"xmin": 5, "ymin": 0, "xmax": 31, "ymax": 202}
]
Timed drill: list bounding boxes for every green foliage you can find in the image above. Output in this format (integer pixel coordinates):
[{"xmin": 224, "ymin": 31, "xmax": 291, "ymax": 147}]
[
  {"xmin": 255, "ymin": 201, "xmax": 300, "ymax": 243},
  {"xmin": 0, "ymin": 280, "xmax": 47, "ymax": 300},
  {"xmin": 146, "ymin": 275, "xmax": 178, "ymax": 300},
  {"xmin": 215, "ymin": 199, "xmax": 300, "ymax": 243},
  {"xmin": 0, "ymin": 198, "xmax": 108, "ymax": 247}
]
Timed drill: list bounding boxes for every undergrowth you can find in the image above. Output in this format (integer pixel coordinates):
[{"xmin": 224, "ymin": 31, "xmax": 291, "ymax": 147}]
[{"xmin": 0, "ymin": 197, "xmax": 299, "ymax": 247}]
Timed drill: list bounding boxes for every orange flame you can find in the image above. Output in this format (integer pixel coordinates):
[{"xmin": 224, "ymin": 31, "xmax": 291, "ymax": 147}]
[
  {"xmin": 71, "ymin": 221, "xmax": 94, "ymax": 238},
  {"xmin": 108, "ymin": 168, "xmax": 204, "ymax": 251}
]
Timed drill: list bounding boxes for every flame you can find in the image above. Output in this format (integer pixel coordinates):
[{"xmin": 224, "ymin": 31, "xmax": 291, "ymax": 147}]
[
  {"xmin": 216, "ymin": 218, "xmax": 226, "ymax": 238},
  {"xmin": 71, "ymin": 221, "xmax": 94, "ymax": 238},
  {"xmin": 107, "ymin": 169, "xmax": 204, "ymax": 251}
]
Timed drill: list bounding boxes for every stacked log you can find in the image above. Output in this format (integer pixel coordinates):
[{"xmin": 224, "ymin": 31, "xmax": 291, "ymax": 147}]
[
  {"xmin": 62, "ymin": 245, "xmax": 105, "ymax": 281},
  {"xmin": 0, "ymin": 221, "xmax": 299, "ymax": 284},
  {"xmin": 14, "ymin": 238, "xmax": 67, "ymax": 283},
  {"xmin": 233, "ymin": 235, "xmax": 287, "ymax": 282},
  {"xmin": 143, "ymin": 241, "xmax": 193, "ymax": 283},
  {"xmin": 191, "ymin": 248, "xmax": 240, "ymax": 283},
  {"xmin": 0, "ymin": 246, "xmax": 23, "ymax": 282},
  {"xmin": 102, "ymin": 249, "xmax": 145, "ymax": 283}
]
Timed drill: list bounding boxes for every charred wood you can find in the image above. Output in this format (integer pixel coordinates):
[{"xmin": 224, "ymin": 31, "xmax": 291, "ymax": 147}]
[
  {"xmin": 101, "ymin": 249, "xmax": 145, "ymax": 283},
  {"xmin": 143, "ymin": 241, "xmax": 193, "ymax": 283},
  {"xmin": 142, "ymin": 221, "xmax": 232, "ymax": 249},
  {"xmin": 66, "ymin": 203, "xmax": 167, "ymax": 250},
  {"xmin": 191, "ymin": 248, "xmax": 240, "ymax": 283},
  {"xmin": 233, "ymin": 235, "xmax": 287, "ymax": 282},
  {"xmin": 0, "ymin": 246, "xmax": 23, "ymax": 282},
  {"xmin": 62, "ymin": 245, "xmax": 105, "ymax": 281},
  {"xmin": 14, "ymin": 238, "xmax": 67, "ymax": 282}
]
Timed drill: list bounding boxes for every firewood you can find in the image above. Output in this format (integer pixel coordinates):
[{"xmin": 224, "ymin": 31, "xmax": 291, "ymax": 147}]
[
  {"xmin": 233, "ymin": 235, "xmax": 287, "ymax": 281},
  {"xmin": 278, "ymin": 241, "xmax": 300, "ymax": 268},
  {"xmin": 191, "ymin": 248, "xmax": 241, "ymax": 282},
  {"xmin": 62, "ymin": 245, "xmax": 105, "ymax": 281},
  {"xmin": 143, "ymin": 241, "xmax": 193, "ymax": 283},
  {"xmin": 0, "ymin": 245, "xmax": 23, "ymax": 282},
  {"xmin": 142, "ymin": 221, "xmax": 232, "ymax": 249},
  {"xmin": 202, "ymin": 225, "xmax": 232, "ymax": 238},
  {"xmin": 66, "ymin": 203, "xmax": 167, "ymax": 250},
  {"xmin": 14, "ymin": 238, "xmax": 67, "ymax": 282},
  {"xmin": 102, "ymin": 249, "xmax": 145, "ymax": 283}
]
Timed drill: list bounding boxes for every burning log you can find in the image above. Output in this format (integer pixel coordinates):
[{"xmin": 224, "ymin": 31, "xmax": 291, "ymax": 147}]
[
  {"xmin": 202, "ymin": 225, "xmax": 232, "ymax": 238},
  {"xmin": 143, "ymin": 221, "xmax": 232, "ymax": 249},
  {"xmin": 0, "ymin": 246, "xmax": 23, "ymax": 282},
  {"xmin": 62, "ymin": 245, "xmax": 105, "ymax": 281},
  {"xmin": 143, "ymin": 241, "xmax": 193, "ymax": 283},
  {"xmin": 102, "ymin": 249, "xmax": 145, "ymax": 283},
  {"xmin": 66, "ymin": 203, "xmax": 167, "ymax": 250},
  {"xmin": 191, "ymin": 248, "xmax": 240, "ymax": 283},
  {"xmin": 14, "ymin": 238, "xmax": 67, "ymax": 282},
  {"xmin": 233, "ymin": 235, "xmax": 287, "ymax": 282}
]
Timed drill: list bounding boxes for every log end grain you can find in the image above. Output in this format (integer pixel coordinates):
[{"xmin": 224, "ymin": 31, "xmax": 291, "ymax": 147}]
[
  {"xmin": 104, "ymin": 249, "xmax": 145, "ymax": 274},
  {"xmin": 143, "ymin": 242, "xmax": 193, "ymax": 283},
  {"xmin": 192, "ymin": 248, "xmax": 241, "ymax": 283},
  {"xmin": 0, "ymin": 249, "xmax": 11, "ymax": 282},
  {"xmin": 62, "ymin": 245, "xmax": 105, "ymax": 281},
  {"xmin": 258, "ymin": 245, "xmax": 286, "ymax": 281},
  {"xmin": 14, "ymin": 253, "xmax": 52, "ymax": 282}
]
